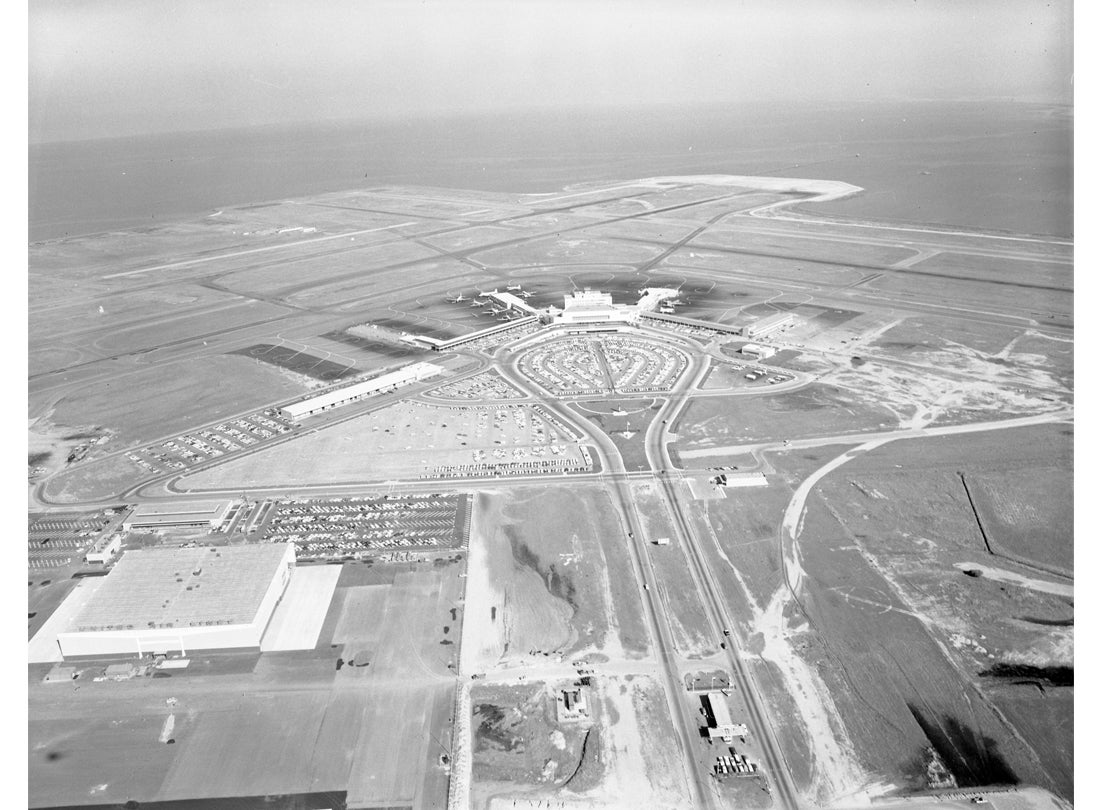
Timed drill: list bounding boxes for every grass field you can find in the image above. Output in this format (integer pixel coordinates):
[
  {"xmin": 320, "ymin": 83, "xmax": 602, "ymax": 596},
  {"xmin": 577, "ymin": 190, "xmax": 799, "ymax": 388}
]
[
  {"xmin": 674, "ymin": 384, "xmax": 897, "ymax": 449},
  {"xmin": 766, "ymin": 424, "xmax": 1074, "ymax": 800},
  {"xmin": 48, "ymin": 354, "xmax": 309, "ymax": 450},
  {"xmin": 965, "ymin": 466, "xmax": 1073, "ymax": 577},
  {"xmin": 572, "ymin": 399, "xmax": 660, "ymax": 472}
]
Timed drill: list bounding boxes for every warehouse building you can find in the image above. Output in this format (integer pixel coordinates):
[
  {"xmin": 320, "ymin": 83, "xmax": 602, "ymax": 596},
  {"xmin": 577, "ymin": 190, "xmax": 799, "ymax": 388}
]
[
  {"xmin": 56, "ymin": 543, "xmax": 295, "ymax": 658},
  {"xmin": 741, "ymin": 311, "xmax": 798, "ymax": 339},
  {"xmin": 279, "ymin": 361, "xmax": 444, "ymax": 420},
  {"xmin": 123, "ymin": 500, "xmax": 232, "ymax": 532}
]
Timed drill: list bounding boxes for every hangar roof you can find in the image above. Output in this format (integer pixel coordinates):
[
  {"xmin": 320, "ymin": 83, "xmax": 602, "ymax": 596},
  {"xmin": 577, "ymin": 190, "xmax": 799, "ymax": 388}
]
[{"xmin": 70, "ymin": 543, "xmax": 293, "ymax": 633}]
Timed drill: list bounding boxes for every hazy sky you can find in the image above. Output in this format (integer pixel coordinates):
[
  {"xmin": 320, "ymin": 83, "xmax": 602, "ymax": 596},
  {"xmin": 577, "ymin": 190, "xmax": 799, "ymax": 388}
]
[{"xmin": 29, "ymin": 0, "xmax": 1072, "ymax": 143}]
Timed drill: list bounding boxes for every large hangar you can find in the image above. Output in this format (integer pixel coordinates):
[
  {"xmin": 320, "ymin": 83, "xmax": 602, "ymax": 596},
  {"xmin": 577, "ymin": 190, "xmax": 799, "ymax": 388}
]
[{"xmin": 56, "ymin": 543, "xmax": 295, "ymax": 658}]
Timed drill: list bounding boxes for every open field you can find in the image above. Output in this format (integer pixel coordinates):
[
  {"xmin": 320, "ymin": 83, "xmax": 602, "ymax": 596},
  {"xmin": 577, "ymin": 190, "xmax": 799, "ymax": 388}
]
[
  {"xmin": 674, "ymin": 384, "xmax": 898, "ymax": 449},
  {"xmin": 742, "ymin": 424, "xmax": 1073, "ymax": 802},
  {"xmin": 42, "ymin": 354, "xmax": 309, "ymax": 451},
  {"xmin": 461, "ymin": 486, "xmax": 649, "ymax": 673}
]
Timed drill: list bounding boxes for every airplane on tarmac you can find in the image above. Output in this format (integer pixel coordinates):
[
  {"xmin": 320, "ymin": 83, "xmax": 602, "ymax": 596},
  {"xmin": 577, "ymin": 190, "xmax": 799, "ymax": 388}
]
[
  {"xmin": 446, "ymin": 293, "xmax": 468, "ymax": 303},
  {"xmin": 518, "ymin": 290, "xmax": 533, "ymax": 298},
  {"xmin": 470, "ymin": 300, "xmax": 488, "ymax": 307},
  {"xmin": 478, "ymin": 288, "xmax": 500, "ymax": 297},
  {"xmin": 507, "ymin": 284, "xmax": 523, "ymax": 291}
]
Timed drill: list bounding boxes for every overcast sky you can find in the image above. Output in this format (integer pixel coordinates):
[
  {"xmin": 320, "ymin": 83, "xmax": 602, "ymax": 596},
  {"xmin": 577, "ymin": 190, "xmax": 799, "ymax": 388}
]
[{"xmin": 29, "ymin": 0, "xmax": 1073, "ymax": 143}]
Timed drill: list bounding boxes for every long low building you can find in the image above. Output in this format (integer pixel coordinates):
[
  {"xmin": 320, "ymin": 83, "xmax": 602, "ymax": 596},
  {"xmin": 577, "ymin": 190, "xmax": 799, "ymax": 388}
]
[
  {"xmin": 743, "ymin": 311, "xmax": 798, "ymax": 338},
  {"xmin": 56, "ymin": 543, "xmax": 295, "ymax": 658},
  {"xmin": 639, "ymin": 311, "xmax": 743, "ymax": 334},
  {"xmin": 428, "ymin": 315, "xmax": 539, "ymax": 351},
  {"xmin": 279, "ymin": 361, "xmax": 444, "ymax": 420},
  {"xmin": 123, "ymin": 500, "xmax": 232, "ymax": 531}
]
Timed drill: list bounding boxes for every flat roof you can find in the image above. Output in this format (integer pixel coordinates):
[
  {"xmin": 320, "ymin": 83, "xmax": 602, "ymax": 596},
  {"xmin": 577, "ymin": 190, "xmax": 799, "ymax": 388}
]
[
  {"xmin": 283, "ymin": 362, "xmax": 443, "ymax": 416},
  {"xmin": 70, "ymin": 543, "xmax": 293, "ymax": 632},
  {"xmin": 127, "ymin": 500, "xmax": 230, "ymax": 524}
]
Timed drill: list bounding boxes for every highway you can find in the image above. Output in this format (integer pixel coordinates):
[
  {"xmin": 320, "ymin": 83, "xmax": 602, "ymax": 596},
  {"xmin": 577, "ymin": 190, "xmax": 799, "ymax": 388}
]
[
  {"xmin": 646, "ymin": 354, "xmax": 802, "ymax": 810},
  {"xmin": 494, "ymin": 348, "xmax": 721, "ymax": 810}
]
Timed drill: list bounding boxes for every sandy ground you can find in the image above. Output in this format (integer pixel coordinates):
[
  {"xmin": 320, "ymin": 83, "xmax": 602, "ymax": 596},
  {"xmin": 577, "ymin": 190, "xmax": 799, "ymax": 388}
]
[
  {"xmin": 481, "ymin": 676, "xmax": 690, "ymax": 810},
  {"xmin": 258, "ymin": 565, "xmax": 342, "ymax": 651},
  {"xmin": 460, "ymin": 497, "xmax": 509, "ymax": 674},
  {"xmin": 29, "ymin": 576, "xmax": 109, "ymax": 664},
  {"xmin": 634, "ymin": 174, "xmax": 864, "ymax": 202}
]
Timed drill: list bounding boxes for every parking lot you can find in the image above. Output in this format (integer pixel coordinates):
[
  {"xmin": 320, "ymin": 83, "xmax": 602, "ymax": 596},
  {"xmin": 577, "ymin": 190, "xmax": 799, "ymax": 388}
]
[
  {"xmin": 518, "ymin": 335, "xmax": 687, "ymax": 396},
  {"xmin": 426, "ymin": 371, "xmax": 525, "ymax": 401},
  {"xmin": 124, "ymin": 408, "xmax": 296, "ymax": 476},
  {"xmin": 253, "ymin": 492, "xmax": 471, "ymax": 559},
  {"xmin": 28, "ymin": 511, "xmax": 119, "ymax": 569}
]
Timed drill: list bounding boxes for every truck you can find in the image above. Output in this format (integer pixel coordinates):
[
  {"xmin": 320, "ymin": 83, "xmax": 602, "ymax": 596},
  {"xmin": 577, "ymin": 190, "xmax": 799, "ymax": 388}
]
[{"xmin": 653, "ymin": 537, "xmax": 671, "ymax": 546}]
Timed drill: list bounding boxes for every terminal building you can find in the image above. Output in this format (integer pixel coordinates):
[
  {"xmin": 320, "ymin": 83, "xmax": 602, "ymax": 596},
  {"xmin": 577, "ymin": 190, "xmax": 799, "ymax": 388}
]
[
  {"xmin": 123, "ymin": 500, "xmax": 232, "ymax": 532},
  {"xmin": 56, "ymin": 543, "xmax": 295, "ymax": 658},
  {"xmin": 550, "ymin": 290, "xmax": 626, "ymax": 325},
  {"xmin": 279, "ymin": 361, "xmax": 444, "ymax": 420}
]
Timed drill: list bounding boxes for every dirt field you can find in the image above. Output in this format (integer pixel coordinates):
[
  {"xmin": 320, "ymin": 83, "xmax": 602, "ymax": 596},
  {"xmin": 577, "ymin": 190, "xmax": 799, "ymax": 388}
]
[
  {"xmin": 460, "ymin": 486, "xmax": 649, "ymax": 673},
  {"xmin": 468, "ymin": 675, "xmax": 690, "ymax": 810}
]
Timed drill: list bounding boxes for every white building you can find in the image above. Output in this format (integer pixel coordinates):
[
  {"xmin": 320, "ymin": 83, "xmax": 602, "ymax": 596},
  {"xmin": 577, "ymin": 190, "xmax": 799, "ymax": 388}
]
[
  {"xmin": 279, "ymin": 361, "xmax": 444, "ymax": 420},
  {"xmin": 740, "ymin": 343, "xmax": 775, "ymax": 360},
  {"xmin": 742, "ymin": 312, "xmax": 797, "ymax": 339},
  {"xmin": 84, "ymin": 535, "xmax": 122, "ymax": 564},
  {"xmin": 123, "ymin": 500, "xmax": 232, "ymax": 532},
  {"xmin": 553, "ymin": 290, "xmax": 625, "ymax": 324},
  {"xmin": 704, "ymin": 693, "xmax": 749, "ymax": 742},
  {"xmin": 56, "ymin": 543, "xmax": 295, "ymax": 658}
]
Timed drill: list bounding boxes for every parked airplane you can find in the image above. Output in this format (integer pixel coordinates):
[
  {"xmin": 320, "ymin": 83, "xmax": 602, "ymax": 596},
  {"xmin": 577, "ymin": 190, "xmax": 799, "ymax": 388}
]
[
  {"xmin": 478, "ymin": 288, "xmax": 500, "ymax": 297},
  {"xmin": 446, "ymin": 293, "xmax": 468, "ymax": 303},
  {"xmin": 506, "ymin": 284, "xmax": 523, "ymax": 291},
  {"xmin": 470, "ymin": 300, "xmax": 488, "ymax": 307},
  {"xmin": 518, "ymin": 290, "xmax": 533, "ymax": 298}
]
